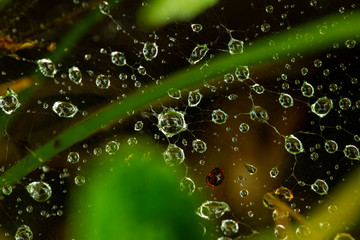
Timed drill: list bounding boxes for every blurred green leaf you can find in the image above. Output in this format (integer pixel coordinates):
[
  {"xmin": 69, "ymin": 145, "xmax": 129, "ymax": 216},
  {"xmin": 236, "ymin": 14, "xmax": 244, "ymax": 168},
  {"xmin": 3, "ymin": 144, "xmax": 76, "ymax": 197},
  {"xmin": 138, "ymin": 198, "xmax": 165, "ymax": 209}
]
[
  {"xmin": 137, "ymin": 0, "xmax": 218, "ymax": 28},
  {"xmin": 69, "ymin": 140, "xmax": 203, "ymax": 240}
]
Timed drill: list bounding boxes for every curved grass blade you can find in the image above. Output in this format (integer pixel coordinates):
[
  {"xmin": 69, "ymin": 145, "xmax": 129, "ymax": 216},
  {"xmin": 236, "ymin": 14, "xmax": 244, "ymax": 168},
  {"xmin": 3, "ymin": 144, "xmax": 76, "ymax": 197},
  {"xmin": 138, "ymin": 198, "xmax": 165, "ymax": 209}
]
[{"xmin": 1, "ymin": 10, "xmax": 360, "ymax": 191}]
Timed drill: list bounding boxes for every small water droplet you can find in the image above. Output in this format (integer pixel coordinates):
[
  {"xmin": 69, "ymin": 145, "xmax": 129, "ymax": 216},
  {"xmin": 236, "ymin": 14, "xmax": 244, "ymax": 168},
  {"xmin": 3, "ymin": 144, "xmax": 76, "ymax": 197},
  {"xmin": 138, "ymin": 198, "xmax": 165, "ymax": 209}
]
[
  {"xmin": 37, "ymin": 58, "xmax": 57, "ymax": 77},
  {"xmin": 26, "ymin": 181, "xmax": 52, "ymax": 202},
  {"xmin": 52, "ymin": 101, "xmax": 78, "ymax": 118},
  {"xmin": 163, "ymin": 144, "xmax": 185, "ymax": 167},
  {"xmin": 143, "ymin": 42, "xmax": 158, "ymax": 61},
  {"xmin": 188, "ymin": 44, "xmax": 208, "ymax": 65},
  {"xmin": 196, "ymin": 201, "xmax": 230, "ymax": 220}
]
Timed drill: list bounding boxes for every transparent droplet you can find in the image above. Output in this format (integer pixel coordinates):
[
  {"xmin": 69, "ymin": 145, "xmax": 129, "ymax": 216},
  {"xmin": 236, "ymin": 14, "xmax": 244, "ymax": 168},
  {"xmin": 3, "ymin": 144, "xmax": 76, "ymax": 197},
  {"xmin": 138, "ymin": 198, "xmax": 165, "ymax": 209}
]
[
  {"xmin": 324, "ymin": 140, "xmax": 338, "ymax": 154},
  {"xmin": 295, "ymin": 225, "xmax": 311, "ymax": 239},
  {"xmin": 142, "ymin": 42, "xmax": 158, "ymax": 61},
  {"xmin": 261, "ymin": 23, "xmax": 271, "ymax": 32},
  {"xmin": 334, "ymin": 233, "xmax": 355, "ymax": 240},
  {"xmin": 110, "ymin": 51, "xmax": 126, "ymax": 66},
  {"xmin": 224, "ymin": 73, "xmax": 235, "ymax": 83},
  {"xmin": 2, "ymin": 184, "xmax": 12, "ymax": 195},
  {"xmin": 99, "ymin": 1, "xmax": 110, "ymax": 16},
  {"xmin": 345, "ymin": 39, "xmax": 356, "ymax": 49},
  {"xmin": 119, "ymin": 73, "xmax": 127, "ymax": 80},
  {"xmin": 157, "ymin": 109, "xmax": 186, "ymax": 137},
  {"xmin": 310, "ymin": 152, "xmax": 319, "ymax": 161},
  {"xmin": 68, "ymin": 66, "xmax": 82, "ymax": 84},
  {"xmin": 163, "ymin": 144, "xmax": 185, "ymax": 167},
  {"xmin": 274, "ymin": 186, "xmax": 293, "ymax": 202},
  {"xmin": 192, "ymin": 139, "xmax": 207, "ymax": 153},
  {"xmin": 137, "ymin": 65, "xmax": 146, "ymax": 75},
  {"xmin": 93, "ymin": 147, "xmax": 103, "ymax": 156},
  {"xmin": 74, "ymin": 175, "xmax": 86, "ymax": 186},
  {"xmin": 196, "ymin": 201, "xmax": 230, "ymax": 220},
  {"xmin": 272, "ymin": 209, "xmax": 289, "ymax": 222},
  {"xmin": 188, "ymin": 44, "xmax": 208, "ymax": 65},
  {"xmin": 0, "ymin": 88, "xmax": 20, "ymax": 114},
  {"xmin": 339, "ymin": 97, "xmax": 351, "ymax": 110},
  {"xmin": 265, "ymin": 5, "xmax": 274, "ymax": 13},
  {"xmin": 221, "ymin": 219, "xmax": 239, "ymax": 236},
  {"xmin": 37, "ymin": 58, "xmax": 57, "ymax": 77},
  {"xmin": 228, "ymin": 38, "xmax": 244, "ymax": 55},
  {"xmin": 96, "ymin": 74, "xmax": 111, "ymax": 89},
  {"xmin": 211, "ymin": 109, "xmax": 228, "ymax": 124},
  {"xmin": 26, "ymin": 181, "xmax": 52, "ymax": 202},
  {"xmin": 127, "ymin": 137, "xmax": 137, "ymax": 146},
  {"xmin": 250, "ymin": 105, "xmax": 269, "ymax": 123},
  {"xmin": 311, "ymin": 179, "xmax": 329, "ymax": 195},
  {"xmin": 67, "ymin": 152, "xmax": 80, "ymax": 164},
  {"xmin": 301, "ymin": 81, "xmax": 314, "ymax": 98},
  {"xmin": 343, "ymin": 145, "xmax": 360, "ymax": 160},
  {"xmin": 52, "ymin": 101, "xmax": 78, "ymax": 118},
  {"xmin": 179, "ymin": 177, "xmax": 195, "ymax": 195},
  {"xmin": 279, "ymin": 93, "xmax": 294, "ymax": 108},
  {"xmin": 311, "ymin": 97, "xmax": 333, "ymax": 118},
  {"xmin": 284, "ymin": 135, "xmax": 304, "ymax": 155},
  {"xmin": 15, "ymin": 225, "xmax": 33, "ymax": 240},
  {"xmin": 239, "ymin": 123, "xmax": 250, "ymax": 133},
  {"xmin": 188, "ymin": 89, "xmax": 203, "ymax": 107},
  {"xmin": 252, "ymin": 84, "xmax": 265, "ymax": 94},
  {"xmin": 244, "ymin": 163, "xmax": 257, "ymax": 175},
  {"xmin": 240, "ymin": 189, "xmax": 249, "ymax": 197},
  {"xmin": 228, "ymin": 94, "xmax": 238, "ymax": 100},
  {"xmin": 134, "ymin": 120, "xmax": 144, "ymax": 131},
  {"xmin": 318, "ymin": 221, "xmax": 331, "ymax": 231},
  {"xmin": 274, "ymin": 224, "xmax": 287, "ymax": 240},
  {"xmin": 235, "ymin": 66, "xmax": 249, "ymax": 81},
  {"xmin": 206, "ymin": 168, "xmax": 225, "ymax": 186},
  {"xmin": 105, "ymin": 140, "xmax": 120, "ymax": 155},
  {"xmin": 191, "ymin": 23, "xmax": 203, "ymax": 32},
  {"xmin": 270, "ymin": 167, "xmax": 279, "ymax": 178},
  {"xmin": 167, "ymin": 88, "xmax": 181, "ymax": 99}
]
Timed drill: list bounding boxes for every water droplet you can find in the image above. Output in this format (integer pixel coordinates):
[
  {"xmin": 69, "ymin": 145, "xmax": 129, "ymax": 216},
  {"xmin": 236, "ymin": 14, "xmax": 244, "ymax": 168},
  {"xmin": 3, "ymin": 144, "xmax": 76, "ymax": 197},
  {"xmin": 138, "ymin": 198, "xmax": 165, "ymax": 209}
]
[
  {"xmin": 211, "ymin": 109, "xmax": 228, "ymax": 124},
  {"xmin": 310, "ymin": 152, "xmax": 319, "ymax": 161},
  {"xmin": 188, "ymin": 89, "xmax": 203, "ymax": 107},
  {"xmin": 96, "ymin": 74, "xmax": 110, "ymax": 89},
  {"xmin": 224, "ymin": 73, "xmax": 235, "ymax": 83},
  {"xmin": 37, "ymin": 58, "xmax": 57, "ymax": 77},
  {"xmin": 311, "ymin": 97, "xmax": 333, "ymax": 118},
  {"xmin": 279, "ymin": 93, "xmax": 294, "ymax": 108},
  {"xmin": 105, "ymin": 140, "xmax": 120, "ymax": 155},
  {"xmin": 163, "ymin": 144, "xmax": 185, "ymax": 167},
  {"xmin": 284, "ymin": 135, "xmax": 304, "ymax": 154},
  {"xmin": 274, "ymin": 224, "xmax": 287, "ymax": 240},
  {"xmin": 240, "ymin": 189, "xmax": 249, "ymax": 198},
  {"xmin": 137, "ymin": 65, "xmax": 146, "ymax": 75},
  {"xmin": 196, "ymin": 201, "xmax": 230, "ymax": 220},
  {"xmin": 192, "ymin": 139, "xmax": 207, "ymax": 153},
  {"xmin": 206, "ymin": 168, "xmax": 225, "ymax": 186},
  {"xmin": 250, "ymin": 105, "xmax": 269, "ymax": 123},
  {"xmin": 15, "ymin": 225, "xmax": 33, "ymax": 240},
  {"xmin": 270, "ymin": 167, "xmax": 279, "ymax": 178},
  {"xmin": 311, "ymin": 179, "xmax": 329, "ymax": 195},
  {"xmin": 235, "ymin": 66, "xmax": 249, "ymax": 80},
  {"xmin": 68, "ymin": 66, "xmax": 82, "ymax": 84},
  {"xmin": 274, "ymin": 186, "xmax": 293, "ymax": 201},
  {"xmin": 343, "ymin": 145, "xmax": 360, "ymax": 160},
  {"xmin": 252, "ymin": 83, "xmax": 265, "ymax": 94},
  {"xmin": 0, "ymin": 88, "xmax": 20, "ymax": 114},
  {"xmin": 191, "ymin": 23, "xmax": 203, "ymax": 32},
  {"xmin": 143, "ymin": 42, "xmax": 158, "ymax": 61},
  {"xmin": 52, "ymin": 101, "xmax": 78, "ymax": 118},
  {"xmin": 93, "ymin": 147, "xmax": 102, "ymax": 156},
  {"xmin": 110, "ymin": 51, "xmax": 126, "ymax": 66},
  {"xmin": 261, "ymin": 23, "xmax": 271, "ymax": 32},
  {"xmin": 221, "ymin": 219, "xmax": 239, "ymax": 236},
  {"xmin": 239, "ymin": 123, "xmax": 250, "ymax": 133},
  {"xmin": 324, "ymin": 140, "xmax": 338, "ymax": 154},
  {"xmin": 157, "ymin": 109, "xmax": 186, "ymax": 137},
  {"xmin": 228, "ymin": 38, "xmax": 244, "ymax": 55},
  {"xmin": 167, "ymin": 88, "xmax": 181, "ymax": 99},
  {"xmin": 272, "ymin": 209, "xmax": 289, "ymax": 222},
  {"xmin": 339, "ymin": 97, "xmax": 351, "ymax": 110},
  {"xmin": 99, "ymin": 1, "xmax": 110, "ymax": 16},
  {"xmin": 244, "ymin": 163, "xmax": 257, "ymax": 175},
  {"xmin": 345, "ymin": 39, "xmax": 356, "ymax": 49},
  {"xmin": 134, "ymin": 120, "xmax": 144, "ymax": 131},
  {"xmin": 2, "ymin": 184, "xmax": 12, "ymax": 195},
  {"xmin": 127, "ymin": 137, "xmax": 137, "ymax": 146},
  {"xmin": 265, "ymin": 5, "xmax": 274, "ymax": 13},
  {"xmin": 295, "ymin": 225, "xmax": 311, "ymax": 239},
  {"xmin": 301, "ymin": 81, "xmax": 314, "ymax": 98},
  {"xmin": 26, "ymin": 181, "xmax": 52, "ymax": 202},
  {"xmin": 188, "ymin": 44, "xmax": 208, "ymax": 65},
  {"xmin": 180, "ymin": 177, "xmax": 195, "ymax": 195},
  {"xmin": 74, "ymin": 175, "xmax": 86, "ymax": 186},
  {"xmin": 67, "ymin": 152, "xmax": 80, "ymax": 164},
  {"xmin": 334, "ymin": 233, "xmax": 355, "ymax": 240}
]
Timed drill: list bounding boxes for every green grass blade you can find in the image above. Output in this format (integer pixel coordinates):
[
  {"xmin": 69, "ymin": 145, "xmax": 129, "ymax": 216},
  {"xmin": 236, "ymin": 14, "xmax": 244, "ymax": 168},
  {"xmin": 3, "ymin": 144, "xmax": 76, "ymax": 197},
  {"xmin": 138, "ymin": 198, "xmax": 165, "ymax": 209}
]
[
  {"xmin": 1, "ymin": 10, "xmax": 360, "ymax": 191},
  {"xmin": 68, "ymin": 140, "xmax": 203, "ymax": 240},
  {"xmin": 137, "ymin": 0, "xmax": 219, "ymax": 28}
]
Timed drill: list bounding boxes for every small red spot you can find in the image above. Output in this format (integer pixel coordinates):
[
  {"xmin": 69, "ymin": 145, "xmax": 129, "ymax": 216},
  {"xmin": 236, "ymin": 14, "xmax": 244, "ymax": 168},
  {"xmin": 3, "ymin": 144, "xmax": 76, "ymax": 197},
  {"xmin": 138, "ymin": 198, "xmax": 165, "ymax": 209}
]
[{"xmin": 206, "ymin": 167, "xmax": 224, "ymax": 187}]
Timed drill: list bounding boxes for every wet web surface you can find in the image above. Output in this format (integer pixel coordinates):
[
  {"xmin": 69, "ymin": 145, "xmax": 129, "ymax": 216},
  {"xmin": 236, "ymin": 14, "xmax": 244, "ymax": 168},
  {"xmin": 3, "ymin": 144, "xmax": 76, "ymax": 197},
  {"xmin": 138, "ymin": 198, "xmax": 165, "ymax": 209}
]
[{"xmin": 0, "ymin": 0, "xmax": 359, "ymax": 239}]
